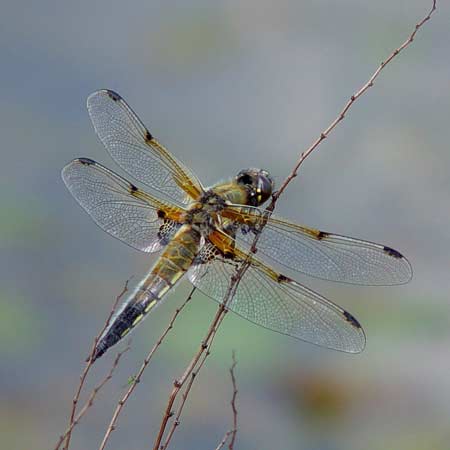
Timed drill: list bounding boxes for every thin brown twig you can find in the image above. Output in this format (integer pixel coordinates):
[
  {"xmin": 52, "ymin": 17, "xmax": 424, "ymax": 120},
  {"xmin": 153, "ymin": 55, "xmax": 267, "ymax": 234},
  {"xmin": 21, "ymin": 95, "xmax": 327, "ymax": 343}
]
[
  {"xmin": 59, "ymin": 280, "xmax": 130, "ymax": 450},
  {"xmin": 210, "ymin": 352, "xmax": 240, "ymax": 450},
  {"xmin": 154, "ymin": 250, "xmax": 255, "ymax": 449},
  {"xmin": 97, "ymin": 286, "xmax": 196, "ymax": 450},
  {"xmin": 163, "ymin": 346, "xmax": 239, "ymax": 450},
  {"xmin": 214, "ymin": 431, "xmax": 233, "ymax": 450},
  {"xmin": 155, "ymin": 222, "xmax": 266, "ymax": 447},
  {"xmin": 212, "ymin": 351, "xmax": 239, "ymax": 450},
  {"xmin": 54, "ymin": 344, "xmax": 131, "ymax": 450},
  {"xmin": 270, "ymin": 0, "xmax": 437, "ymax": 206},
  {"xmin": 152, "ymin": 303, "xmax": 229, "ymax": 450},
  {"xmin": 228, "ymin": 351, "xmax": 238, "ymax": 450},
  {"xmin": 159, "ymin": 313, "xmax": 232, "ymax": 449},
  {"xmin": 154, "ymin": 249, "xmax": 263, "ymax": 449},
  {"xmin": 151, "ymin": 1, "xmax": 437, "ymax": 448}
]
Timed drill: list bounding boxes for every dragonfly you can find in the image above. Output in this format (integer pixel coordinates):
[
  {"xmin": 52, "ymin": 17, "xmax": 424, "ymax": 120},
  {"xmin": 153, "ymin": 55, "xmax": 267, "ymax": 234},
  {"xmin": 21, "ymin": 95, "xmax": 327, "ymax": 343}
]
[{"xmin": 62, "ymin": 90, "xmax": 412, "ymax": 361}]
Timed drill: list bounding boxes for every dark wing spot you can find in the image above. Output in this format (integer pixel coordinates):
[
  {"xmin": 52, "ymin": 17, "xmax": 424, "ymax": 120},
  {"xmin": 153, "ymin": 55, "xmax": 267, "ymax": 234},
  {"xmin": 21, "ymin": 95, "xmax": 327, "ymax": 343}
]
[
  {"xmin": 343, "ymin": 310, "xmax": 362, "ymax": 329},
  {"xmin": 78, "ymin": 157, "xmax": 95, "ymax": 165},
  {"xmin": 106, "ymin": 90, "xmax": 122, "ymax": 102},
  {"xmin": 317, "ymin": 231, "xmax": 329, "ymax": 240},
  {"xmin": 223, "ymin": 251, "xmax": 234, "ymax": 259},
  {"xmin": 130, "ymin": 184, "xmax": 138, "ymax": 192},
  {"xmin": 277, "ymin": 274, "xmax": 290, "ymax": 283},
  {"xmin": 145, "ymin": 130, "xmax": 153, "ymax": 142},
  {"xmin": 157, "ymin": 209, "xmax": 166, "ymax": 219},
  {"xmin": 383, "ymin": 246, "xmax": 403, "ymax": 259}
]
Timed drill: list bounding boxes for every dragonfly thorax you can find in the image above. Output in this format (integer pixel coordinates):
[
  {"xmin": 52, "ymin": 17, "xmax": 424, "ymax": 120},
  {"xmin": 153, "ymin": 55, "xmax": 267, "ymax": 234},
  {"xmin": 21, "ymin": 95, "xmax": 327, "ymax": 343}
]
[{"xmin": 185, "ymin": 190, "xmax": 227, "ymax": 235}]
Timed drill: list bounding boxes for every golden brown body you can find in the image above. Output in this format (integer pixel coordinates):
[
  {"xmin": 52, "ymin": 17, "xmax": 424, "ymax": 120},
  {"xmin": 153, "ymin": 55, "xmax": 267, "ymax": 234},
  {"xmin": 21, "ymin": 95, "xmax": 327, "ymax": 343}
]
[
  {"xmin": 93, "ymin": 180, "xmax": 249, "ymax": 361},
  {"xmin": 63, "ymin": 89, "xmax": 411, "ymax": 361}
]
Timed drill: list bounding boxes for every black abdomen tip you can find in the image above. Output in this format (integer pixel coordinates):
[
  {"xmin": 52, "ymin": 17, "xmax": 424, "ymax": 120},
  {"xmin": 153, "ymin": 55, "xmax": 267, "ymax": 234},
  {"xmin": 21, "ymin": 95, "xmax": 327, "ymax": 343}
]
[{"xmin": 90, "ymin": 341, "xmax": 107, "ymax": 362}]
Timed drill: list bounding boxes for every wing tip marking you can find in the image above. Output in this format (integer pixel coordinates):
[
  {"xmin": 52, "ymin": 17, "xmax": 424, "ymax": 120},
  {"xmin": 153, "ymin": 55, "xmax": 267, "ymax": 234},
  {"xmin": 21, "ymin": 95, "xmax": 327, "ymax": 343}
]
[
  {"xmin": 383, "ymin": 245, "xmax": 404, "ymax": 259},
  {"xmin": 144, "ymin": 129, "xmax": 154, "ymax": 142},
  {"xmin": 104, "ymin": 89, "xmax": 122, "ymax": 102},
  {"xmin": 277, "ymin": 273, "xmax": 291, "ymax": 283},
  {"xmin": 77, "ymin": 157, "xmax": 96, "ymax": 166},
  {"xmin": 343, "ymin": 310, "xmax": 362, "ymax": 330}
]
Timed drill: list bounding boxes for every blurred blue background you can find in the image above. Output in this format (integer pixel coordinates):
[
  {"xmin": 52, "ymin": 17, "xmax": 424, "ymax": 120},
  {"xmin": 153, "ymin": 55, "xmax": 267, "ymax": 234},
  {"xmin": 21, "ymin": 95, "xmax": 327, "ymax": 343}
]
[{"xmin": 1, "ymin": 1, "xmax": 449, "ymax": 449}]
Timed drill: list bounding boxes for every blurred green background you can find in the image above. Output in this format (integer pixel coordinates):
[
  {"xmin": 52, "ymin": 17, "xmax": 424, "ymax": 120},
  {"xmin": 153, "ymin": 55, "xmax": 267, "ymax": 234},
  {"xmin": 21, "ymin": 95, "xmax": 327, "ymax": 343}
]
[{"xmin": 1, "ymin": 1, "xmax": 450, "ymax": 449}]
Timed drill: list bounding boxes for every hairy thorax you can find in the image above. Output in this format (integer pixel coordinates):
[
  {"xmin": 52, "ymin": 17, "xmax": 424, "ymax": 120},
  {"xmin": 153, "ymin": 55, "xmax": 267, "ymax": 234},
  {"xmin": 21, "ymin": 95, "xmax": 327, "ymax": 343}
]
[
  {"xmin": 184, "ymin": 191, "xmax": 227, "ymax": 235},
  {"xmin": 183, "ymin": 182, "xmax": 248, "ymax": 236}
]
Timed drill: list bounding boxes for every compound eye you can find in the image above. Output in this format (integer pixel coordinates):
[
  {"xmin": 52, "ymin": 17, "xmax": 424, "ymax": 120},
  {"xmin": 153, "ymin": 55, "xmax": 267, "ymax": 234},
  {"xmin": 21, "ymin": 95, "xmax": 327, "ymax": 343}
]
[
  {"xmin": 237, "ymin": 172, "xmax": 253, "ymax": 185},
  {"xmin": 256, "ymin": 175, "xmax": 273, "ymax": 204}
]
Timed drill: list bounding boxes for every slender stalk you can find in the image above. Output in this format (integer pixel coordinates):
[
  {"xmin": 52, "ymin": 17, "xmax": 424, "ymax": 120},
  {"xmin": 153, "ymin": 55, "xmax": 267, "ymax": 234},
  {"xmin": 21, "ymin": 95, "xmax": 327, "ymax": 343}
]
[
  {"xmin": 58, "ymin": 280, "xmax": 130, "ymax": 450},
  {"xmin": 159, "ymin": 317, "xmax": 233, "ymax": 449},
  {"xmin": 214, "ymin": 355, "xmax": 238, "ymax": 450},
  {"xmin": 270, "ymin": 0, "xmax": 437, "ymax": 206},
  {"xmin": 97, "ymin": 286, "xmax": 196, "ymax": 450},
  {"xmin": 228, "ymin": 351, "xmax": 238, "ymax": 450},
  {"xmin": 151, "ymin": 1, "xmax": 438, "ymax": 448},
  {"xmin": 152, "ymin": 304, "xmax": 229, "ymax": 450},
  {"xmin": 214, "ymin": 431, "xmax": 233, "ymax": 450},
  {"xmin": 54, "ymin": 344, "xmax": 130, "ymax": 450}
]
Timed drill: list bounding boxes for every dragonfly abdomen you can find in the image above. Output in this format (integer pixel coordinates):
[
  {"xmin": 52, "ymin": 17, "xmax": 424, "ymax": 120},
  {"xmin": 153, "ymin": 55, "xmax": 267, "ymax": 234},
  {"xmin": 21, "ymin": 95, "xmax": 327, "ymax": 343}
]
[
  {"xmin": 92, "ymin": 283, "xmax": 162, "ymax": 361},
  {"xmin": 92, "ymin": 225, "xmax": 200, "ymax": 361},
  {"xmin": 92, "ymin": 290, "xmax": 152, "ymax": 360}
]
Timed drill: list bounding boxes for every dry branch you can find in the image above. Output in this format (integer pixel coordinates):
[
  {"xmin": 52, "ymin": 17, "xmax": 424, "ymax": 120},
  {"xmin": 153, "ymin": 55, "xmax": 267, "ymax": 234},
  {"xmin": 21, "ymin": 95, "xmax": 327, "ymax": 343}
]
[
  {"xmin": 213, "ymin": 352, "xmax": 238, "ymax": 450},
  {"xmin": 56, "ymin": 280, "xmax": 130, "ymax": 450},
  {"xmin": 228, "ymin": 351, "xmax": 238, "ymax": 450},
  {"xmin": 97, "ymin": 286, "xmax": 196, "ymax": 450},
  {"xmin": 271, "ymin": 0, "xmax": 437, "ymax": 205},
  {"xmin": 214, "ymin": 431, "xmax": 233, "ymax": 450},
  {"xmin": 57, "ymin": 2, "xmax": 437, "ymax": 449},
  {"xmin": 150, "ymin": 1, "xmax": 437, "ymax": 448},
  {"xmin": 152, "ymin": 304, "xmax": 229, "ymax": 449},
  {"xmin": 54, "ymin": 344, "xmax": 130, "ymax": 450}
]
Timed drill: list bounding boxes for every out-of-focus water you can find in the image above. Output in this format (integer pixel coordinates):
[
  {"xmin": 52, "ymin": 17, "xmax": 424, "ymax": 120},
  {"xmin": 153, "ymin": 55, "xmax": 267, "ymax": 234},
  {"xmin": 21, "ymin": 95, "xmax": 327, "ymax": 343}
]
[{"xmin": 1, "ymin": 1, "xmax": 449, "ymax": 449}]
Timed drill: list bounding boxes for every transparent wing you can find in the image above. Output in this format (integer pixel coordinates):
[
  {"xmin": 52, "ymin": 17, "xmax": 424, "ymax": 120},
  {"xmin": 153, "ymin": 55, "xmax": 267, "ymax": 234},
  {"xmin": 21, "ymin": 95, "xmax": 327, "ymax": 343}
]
[
  {"xmin": 62, "ymin": 158, "xmax": 184, "ymax": 253},
  {"xmin": 188, "ymin": 240, "xmax": 365, "ymax": 353},
  {"xmin": 222, "ymin": 205, "xmax": 412, "ymax": 286},
  {"xmin": 87, "ymin": 89, "xmax": 205, "ymax": 204}
]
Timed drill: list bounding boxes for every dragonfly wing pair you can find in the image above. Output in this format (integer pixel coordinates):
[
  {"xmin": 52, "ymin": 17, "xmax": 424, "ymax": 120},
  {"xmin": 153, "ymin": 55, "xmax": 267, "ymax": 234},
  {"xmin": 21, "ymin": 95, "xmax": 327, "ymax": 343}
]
[
  {"xmin": 63, "ymin": 89, "xmax": 412, "ymax": 356},
  {"xmin": 188, "ymin": 232, "xmax": 366, "ymax": 353},
  {"xmin": 223, "ymin": 205, "xmax": 413, "ymax": 286}
]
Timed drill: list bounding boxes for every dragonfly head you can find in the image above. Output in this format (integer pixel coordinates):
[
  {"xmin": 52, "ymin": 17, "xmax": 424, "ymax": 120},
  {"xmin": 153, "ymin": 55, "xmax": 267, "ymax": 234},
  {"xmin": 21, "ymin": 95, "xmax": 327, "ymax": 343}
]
[{"xmin": 236, "ymin": 168, "xmax": 274, "ymax": 206}]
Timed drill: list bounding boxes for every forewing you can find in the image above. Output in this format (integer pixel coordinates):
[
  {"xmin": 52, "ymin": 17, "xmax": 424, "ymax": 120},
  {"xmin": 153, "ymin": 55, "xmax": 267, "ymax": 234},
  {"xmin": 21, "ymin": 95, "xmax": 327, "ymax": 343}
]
[
  {"xmin": 188, "ymin": 241, "xmax": 365, "ymax": 353},
  {"xmin": 87, "ymin": 90, "xmax": 204, "ymax": 204},
  {"xmin": 223, "ymin": 205, "xmax": 412, "ymax": 286},
  {"xmin": 62, "ymin": 158, "xmax": 183, "ymax": 252}
]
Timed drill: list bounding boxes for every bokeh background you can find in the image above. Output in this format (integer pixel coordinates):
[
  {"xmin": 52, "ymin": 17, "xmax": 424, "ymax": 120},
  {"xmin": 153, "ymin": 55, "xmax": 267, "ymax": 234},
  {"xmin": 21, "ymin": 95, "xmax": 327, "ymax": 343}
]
[{"xmin": 1, "ymin": 1, "xmax": 449, "ymax": 449}]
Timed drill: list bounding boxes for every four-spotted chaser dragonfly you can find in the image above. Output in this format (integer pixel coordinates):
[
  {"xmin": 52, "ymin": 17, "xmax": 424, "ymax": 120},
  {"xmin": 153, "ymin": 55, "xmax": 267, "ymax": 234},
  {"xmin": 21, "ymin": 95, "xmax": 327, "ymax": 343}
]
[{"xmin": 62, "ymin": 90, "xmax": 412, "ymax": 361}]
